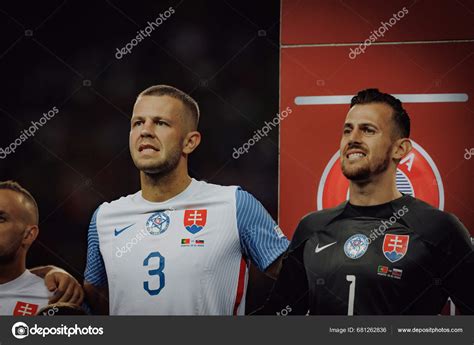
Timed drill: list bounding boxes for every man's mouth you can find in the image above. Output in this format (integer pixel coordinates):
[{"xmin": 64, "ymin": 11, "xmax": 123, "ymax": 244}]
[
  {"xmin": 345, "ymin": 149, "xmax": 367, "ymax": 161},
  {"xmin": 138, "ymin": 143, "xmax": 159, "ymax": 152}
]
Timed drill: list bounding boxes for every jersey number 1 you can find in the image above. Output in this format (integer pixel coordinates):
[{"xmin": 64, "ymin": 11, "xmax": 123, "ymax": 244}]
[
  {"xmin": 143, "ymin": 251, "xmax": 165, "ymax": 295},
  {"xmin": 346, "ymin": 275, "xmax": 356, "ymax": 315}
]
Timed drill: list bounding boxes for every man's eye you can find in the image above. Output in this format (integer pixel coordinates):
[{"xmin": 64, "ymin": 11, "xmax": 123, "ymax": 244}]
[
  {"xmin": 363, "ymin": 128, "xmax": 375, "ymax": 134},
  {"xmin": 132, "ymin": 121, "xmax": 143, "ymax": 127},
  {"xmin": 157, "ymin": 120, "xmax": 167, "ymax": 126},
  {"xmin": 343, "ymin": 128, "xmax": 351, "ymax": 135}
]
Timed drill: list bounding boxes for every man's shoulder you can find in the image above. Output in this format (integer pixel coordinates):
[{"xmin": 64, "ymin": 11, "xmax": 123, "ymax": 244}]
[
  {"xmin": 94, "ymin": 191, "xmax": 142, "ymax": 218},
  {"xmin": 198, "ymin": 180, "xmax": 239, "ymax": 194},
  {"xmin": 401, "ymin": 196, "xmax": 463, "ymax": 230},
  {"xmin": 191, "ymin": 180, "xmax": 241, "ymax": 203},
  {"xmin": 13, "ymin": 271, "xmax": 52, "ymax": 298},
  {"xmin": 101, "ymin": 191, "xmax": 141, "ymax": 209},
  {"xmin": 299, "ymin": 206, "xmax": 345, "ymax": 226},
  {"xmin": 290, "ymin": 203, "xmax": 347, "ymax": 249},
  {"xmin": 394, "ymin": 196, "xmax": 469, "ymax": 246}
]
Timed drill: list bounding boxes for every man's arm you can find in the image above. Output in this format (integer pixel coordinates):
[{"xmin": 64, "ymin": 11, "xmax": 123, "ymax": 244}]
[
  {"xmin": 252, "ymin": 211, "xmax": 324, "ymax": 315},
  {"xmin": 235, "ymin": 188, "xmax": 290, "ymax": 274},
  {"xmin": 84, "ymin": 283, "xmax": 109, "ymax": 315},
  {"xmin": 83, "ymin": 207, "xmax": 110, "ymax": 314},
  {"xmin": 264, "ymin": 254, "xmax": 283, "ymax": 280},
  {"xmin": 252, "ymin": 243, "xmax": 310, "ymax": 315},
  {"xmin": 442, "ymin": 215, "xmax": 474, "ymax": 314},
  {"xmin": 30, "ymin": 265, "xmax": 84, "ymax": 305}
]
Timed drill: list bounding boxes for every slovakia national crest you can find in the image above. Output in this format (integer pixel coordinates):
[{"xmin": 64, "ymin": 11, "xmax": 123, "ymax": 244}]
[
  {"xmin": 383, "ymin": 234, "xmax": 409, "ymax": 263},
  {"xmin": 184, "ymin": 209, "xmax": 207, "ymax": 234},
  {"xmin": 146, "ymin": 211, "xmax": 170, "ymax": 235}
]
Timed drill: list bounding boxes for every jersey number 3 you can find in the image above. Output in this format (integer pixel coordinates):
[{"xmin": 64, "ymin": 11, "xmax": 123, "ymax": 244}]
[{"xmin": 143, "ymin": 251, "xmax": 165, "ymax": 295}]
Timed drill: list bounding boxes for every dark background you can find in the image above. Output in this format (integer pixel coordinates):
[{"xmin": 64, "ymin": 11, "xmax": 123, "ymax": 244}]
[{"xmin": 0, "ymin": 0, "xmax": 281, "ymax": 312}]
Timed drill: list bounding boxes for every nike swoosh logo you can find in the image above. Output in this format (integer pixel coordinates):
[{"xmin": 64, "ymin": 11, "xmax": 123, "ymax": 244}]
[
  {"xmin": 114, "ymin": 224, "xmax": 135, "ymax": 237},
  {"xmin": 315, "ymin": 241, "xmax": 337, "ymax": 253}
]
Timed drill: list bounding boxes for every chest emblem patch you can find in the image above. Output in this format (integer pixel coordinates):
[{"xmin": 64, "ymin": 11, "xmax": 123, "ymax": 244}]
[
  {"xmin": 146, "ymin": 211, "xmax": 170, "ymax": 235},
  {"xmin": 383, "ymin": 234, "xmax": 409, "ymax": 263},
  {"xmin": 344, "ymin": 234, "xmax": 369, "ymax": 259},
  {"xmin": 184, "ymin": 209, "xmax": 207, "ymax": 234}
]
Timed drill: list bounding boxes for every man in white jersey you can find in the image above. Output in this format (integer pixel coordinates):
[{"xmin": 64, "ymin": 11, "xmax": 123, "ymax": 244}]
[
  {"xmin": 0, "ymin": 181, "xmax": 84, "ymax": 315},
  {"xmin": 84, "ymin": 85, "xmax": 289, "ymax": 315}
]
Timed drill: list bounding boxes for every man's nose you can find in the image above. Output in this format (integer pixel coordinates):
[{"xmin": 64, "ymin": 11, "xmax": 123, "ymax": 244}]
[
  {"xmin": 348, "ymin": 128, "xmax": 362, "ymax": 142},
  {"xmin": 140, "ymin": 119, "xmax": 154, "ymax": 137}
]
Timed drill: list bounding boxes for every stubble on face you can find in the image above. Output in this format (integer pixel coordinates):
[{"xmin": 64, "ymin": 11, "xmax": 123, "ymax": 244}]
[{"xmin": 341, "ymin": 144, "xmax": 392, "ymax": 182}]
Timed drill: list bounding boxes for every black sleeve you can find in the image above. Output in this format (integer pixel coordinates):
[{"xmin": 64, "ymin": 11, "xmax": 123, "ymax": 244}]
[
  {"xmin": 253, "ymin": 209, "xmax": 341, "ymax": 315},
  {"xmin": 255, "ymin": 242, "xmax": 309, "ymax": 315},
  {"xmin": 441, "ymin": 214, "xmax": 474, "ymax": 314}
]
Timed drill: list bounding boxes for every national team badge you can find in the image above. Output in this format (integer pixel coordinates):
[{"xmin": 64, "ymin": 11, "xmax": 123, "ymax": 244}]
[
  {"xmin": 383, "ymin": 234, "xmax": 409, "ymax": 263},
  {"xmin": 317, "ymin": 140, "xmax": 444, "ymax": 210},
  {"xmin": 146, "ymin": 211, "xmax": 170, "ymax": 235},
  {"xmin": 13, "ymin": 301, "xmax": 39, "ymax": 316},
  {"xmin": 184, "ymin": 209, "xmax": 207, "ymax": 234},
  {"xmin": 344, "ymin": 234, "xmax": 369, "ymax": 259}
]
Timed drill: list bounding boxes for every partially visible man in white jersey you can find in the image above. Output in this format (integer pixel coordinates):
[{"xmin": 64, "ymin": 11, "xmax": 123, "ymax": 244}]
[
  {"xmin": 0, "ymin": 181, "xmax": 84, "ymax": 315},
  {"xmin": 84, "ymin": 85, "xmax": 289, "ymax": 315}
]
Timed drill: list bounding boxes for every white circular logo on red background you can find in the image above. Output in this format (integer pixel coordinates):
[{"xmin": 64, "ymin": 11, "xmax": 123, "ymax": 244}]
[{"xmin": 317, "ymin": 140, "xmax": 444, "ymax": 210}]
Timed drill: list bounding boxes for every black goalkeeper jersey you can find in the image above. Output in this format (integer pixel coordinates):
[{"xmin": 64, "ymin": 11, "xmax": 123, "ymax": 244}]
[{"xmin": 260, "ymin": 195, "xmax": 474, "ymax": 315}]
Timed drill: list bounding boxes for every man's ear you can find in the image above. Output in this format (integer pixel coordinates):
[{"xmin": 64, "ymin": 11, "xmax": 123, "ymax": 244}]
[
  {"xmin": 393, "ymin": 138, "xmax": 412, "ymax": 160},
  {"xmin": 22, "ymin": 225, "xmax": 39, "ymax": 248},
  {"xmin": 183, "ymin": 131, "xmax": 201, "ymax": 155}
]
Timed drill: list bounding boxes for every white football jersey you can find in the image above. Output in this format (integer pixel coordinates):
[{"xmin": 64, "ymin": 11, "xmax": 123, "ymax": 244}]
[
  {"xmin": 0, "ymin": 270, "xmax": 52, "ymax": 315},
  {"xmin": 85, "ymin": 179, "xmax": 288, "ymax": 315}
]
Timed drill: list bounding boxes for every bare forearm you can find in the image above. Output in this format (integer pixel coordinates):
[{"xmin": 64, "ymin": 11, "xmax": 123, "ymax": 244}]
[
  {"xmin": 31, "ymin": 266, "xmax": 84, "ymax": 305},
  {"xmin": 30, "ymin": 265, "xmax": 59, "ymax": 278}
]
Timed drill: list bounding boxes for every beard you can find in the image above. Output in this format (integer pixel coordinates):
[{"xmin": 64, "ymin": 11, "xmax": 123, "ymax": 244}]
[
  {"xmin": 0, "ymin": 236, "xmax": 22, "ymax": 264},
  {"xmin": 342, "ymin": 147, "xmax": 391, "ymax": 181},
  {"xmin": 133, "ymin": 145, "xmax": 182, "ymax": 178}
]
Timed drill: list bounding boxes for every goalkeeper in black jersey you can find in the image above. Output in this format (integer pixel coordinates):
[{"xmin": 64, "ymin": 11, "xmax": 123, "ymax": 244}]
[{"xmin": 259, "ymin": 89, "xmax": 473, "ymax": 315}]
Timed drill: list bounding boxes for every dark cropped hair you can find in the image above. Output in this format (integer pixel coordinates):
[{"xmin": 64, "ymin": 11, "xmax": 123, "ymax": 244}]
[
  {"xmin": 138, "ymin": 85, "xmax": 200, "ymax": 130},
  {"xmin": 350, "ymin": 88, "xmax": 410, "ymax": 138},
  {"xmin": 37, "ymin": 302, "xmax": 88, "ymax": 316},
  {"xmin": 0, "ymin": 180, "xmax": 39, "ymax": 223}
]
